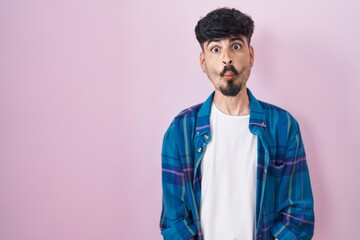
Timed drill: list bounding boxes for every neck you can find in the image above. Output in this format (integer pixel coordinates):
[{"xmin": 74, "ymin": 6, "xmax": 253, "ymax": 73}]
[{"xmin": 213, "ymin": 87, "xmax": 250, "ymax": 116}]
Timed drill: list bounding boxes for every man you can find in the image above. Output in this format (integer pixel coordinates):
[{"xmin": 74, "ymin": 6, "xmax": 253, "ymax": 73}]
[{"xmin": 160, "ymin": 7, "xmax": 314, "ymax": 240}]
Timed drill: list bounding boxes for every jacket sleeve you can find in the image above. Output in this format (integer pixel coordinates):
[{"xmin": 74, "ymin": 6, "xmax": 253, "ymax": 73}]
[
  {"xmin": 160, "ymin": 121, "xmax": 198, "ymax": 240},
  {"xmin": 270, "ymin": 119, "xmax": 315, "ymax": 240}
]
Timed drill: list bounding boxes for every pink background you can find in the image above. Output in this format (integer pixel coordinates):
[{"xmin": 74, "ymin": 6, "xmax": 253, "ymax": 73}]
[{"xmin": 1, "ymin": 0, "xmax": 359, "ymax": 239}]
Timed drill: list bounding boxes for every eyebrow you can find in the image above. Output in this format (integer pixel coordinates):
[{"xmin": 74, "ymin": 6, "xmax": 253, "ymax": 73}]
[
  {"xmin": 206, "ymin": 36, "xmax": 244, "ymax": 47},
  {"xmin": 229, "ymin": 36, "xmax": 244, "ymax": 43},
  {"xmin": 206, "ymin": 38, "xmax": 221, "ymax": 47}
]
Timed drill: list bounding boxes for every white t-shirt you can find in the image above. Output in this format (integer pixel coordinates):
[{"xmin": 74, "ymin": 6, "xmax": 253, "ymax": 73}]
[{"xmin": 200, "ymin": 103, "xmax": 257, "ymax": 240}]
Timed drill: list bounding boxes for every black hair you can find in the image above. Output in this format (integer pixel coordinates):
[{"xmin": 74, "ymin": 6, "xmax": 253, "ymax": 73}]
[{"xmin": 195, "ymin": 7, "xmax": 254, "ymax": 49}]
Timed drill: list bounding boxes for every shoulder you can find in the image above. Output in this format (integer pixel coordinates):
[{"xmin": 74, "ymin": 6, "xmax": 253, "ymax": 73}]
[
  {"xmin": 248, "ymin": 89, "xmax": 298, "ymax": 129},
  {"xmin": 257, "ymin": 100, "xmax": 302, "ymax": 143},
  {"xmin": 164, "ymin": 92, "xmax": 213, "ymax": 139},
  {"xmin": 174, "ymin": 103, "xmax": 203, "ymax": 120},
  {"xmin": 165, "ymin": 102, "xmax": 204, "ymax": 134},
  {"xmin": 259, "ymin": 100, "xmax": 299, "ymax": 126}
]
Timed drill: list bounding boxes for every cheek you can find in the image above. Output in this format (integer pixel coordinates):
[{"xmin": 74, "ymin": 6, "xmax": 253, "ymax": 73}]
[
  {"xmin": 232, "ymin": 62, "xmax": 247, "ymax": 74},
  {"xmin": 204, "ymin": 57, "xmax": 220, "ymax": 69},
  {"xmin": 206, "ymin": 70, "xmax": 221, "ymax": 82}
]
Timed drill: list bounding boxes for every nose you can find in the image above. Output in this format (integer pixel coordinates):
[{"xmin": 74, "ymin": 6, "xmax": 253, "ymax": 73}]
[
  {"xmin": 223, "ymin": 60, "xmax": 232, "ymax": 65},
  {"xmin": 222, "ymin": 49, "xmax": 232, "ymax": 65}
]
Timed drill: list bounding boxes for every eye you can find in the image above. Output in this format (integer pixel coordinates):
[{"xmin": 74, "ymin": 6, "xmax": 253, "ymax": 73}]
[
  {"xmin": 232, "ymin": 44, "xmax": 241, "ymax": 50},
  {"xmin": 211, "ymin": 47, "xmax": 220, "ymax": 53}
]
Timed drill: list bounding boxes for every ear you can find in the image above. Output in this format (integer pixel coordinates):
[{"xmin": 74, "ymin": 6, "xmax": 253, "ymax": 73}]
[
  {"xmin": 249, "ymin": 45, "xmax": 255, "ymax": 66},
  {"xmin": 200, "ymin": 51, "xmax": 206, "ymax": 72}
]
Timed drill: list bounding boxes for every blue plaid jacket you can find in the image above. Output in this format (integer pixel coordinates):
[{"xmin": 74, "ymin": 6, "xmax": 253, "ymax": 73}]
[{"xmin": 160, "ymin": 89, "xmax": 314, "ymax": 240}]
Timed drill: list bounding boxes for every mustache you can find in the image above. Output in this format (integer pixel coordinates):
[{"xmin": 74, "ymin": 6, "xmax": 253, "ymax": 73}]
[{"xmin": 220, "ymin": 65, "xmax": 239, "ymax": 77}]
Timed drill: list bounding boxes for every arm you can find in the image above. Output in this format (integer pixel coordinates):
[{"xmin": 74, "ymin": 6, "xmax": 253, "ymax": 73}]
[
  {"xmin": 271, "ymin": 120, "xmax": 315, "ymax": 240},
  {"xmin": 160, "ymin": 122, "xmax": 198, "ymax": 240}
]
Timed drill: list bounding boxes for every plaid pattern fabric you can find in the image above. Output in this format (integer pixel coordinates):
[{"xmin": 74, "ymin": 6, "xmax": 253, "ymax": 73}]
[{"xmin": 160, "ymin": 89, "xmax": 314, "ymax": 240}]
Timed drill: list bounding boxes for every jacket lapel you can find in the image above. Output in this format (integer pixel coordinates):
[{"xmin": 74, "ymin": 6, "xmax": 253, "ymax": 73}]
[{"xmin": 247, "ymin": 89, "xmax": 270, "ymax": 228}]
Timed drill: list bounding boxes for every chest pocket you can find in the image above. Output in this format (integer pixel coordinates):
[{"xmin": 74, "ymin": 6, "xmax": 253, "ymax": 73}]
[{"xmin": 268, "ymin": 159, "xmax": 285, "ymax": 177}]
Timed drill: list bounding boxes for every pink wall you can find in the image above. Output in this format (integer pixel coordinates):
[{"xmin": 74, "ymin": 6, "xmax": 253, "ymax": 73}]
[{"xmin": 1, "ymin": 1, "xmax": 359, "ymax": 239}]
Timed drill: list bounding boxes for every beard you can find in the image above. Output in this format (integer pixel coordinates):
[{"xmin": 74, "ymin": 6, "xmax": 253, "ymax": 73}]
[
  {"xmin": 218, "ymin": 64, "xmax": 251, "ymax": 97},
  {"xmin": 219, "ymin": 80, "xmax": 243, "ymax": 96}
]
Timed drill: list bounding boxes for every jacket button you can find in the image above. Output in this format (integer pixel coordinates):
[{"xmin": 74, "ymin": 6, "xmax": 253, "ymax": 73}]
[
  {"xmin": 204, "ymin": 135, "xmax": 209, "ymax": 139},
  {"xmin": 198, "ymin": 147, "xmax": 202, "ymax": 152}
]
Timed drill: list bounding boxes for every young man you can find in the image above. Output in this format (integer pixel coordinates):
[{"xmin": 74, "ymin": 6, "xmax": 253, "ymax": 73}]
[{"xmin": 160, "ymin": 7, "xmax": 314, "ymax": 240}]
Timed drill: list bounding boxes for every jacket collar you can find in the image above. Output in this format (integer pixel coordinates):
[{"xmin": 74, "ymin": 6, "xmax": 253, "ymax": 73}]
[{"xmin": 195, "ymin": 88, "xmax": 267, "ymax": 135}]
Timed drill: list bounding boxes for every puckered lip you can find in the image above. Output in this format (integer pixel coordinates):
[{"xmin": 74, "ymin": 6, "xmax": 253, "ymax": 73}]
[{"xmin": 223, "ymin": 71, "xmax": 235, "ymax": 78}]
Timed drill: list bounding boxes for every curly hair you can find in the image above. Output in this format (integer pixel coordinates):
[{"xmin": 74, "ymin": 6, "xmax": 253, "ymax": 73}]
[{"xmin": 195, "ymin": 7, "xmax": 254, "ymax": 49}]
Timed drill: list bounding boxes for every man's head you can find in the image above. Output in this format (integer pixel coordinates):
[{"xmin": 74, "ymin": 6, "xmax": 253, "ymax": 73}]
[
  {"xmin": 195, "ymin": 8, "xmax": 255, "ymax": 97},
  {"xmin": 195, "ymin": 8, "xmax": 254, "ymax": 50}
]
